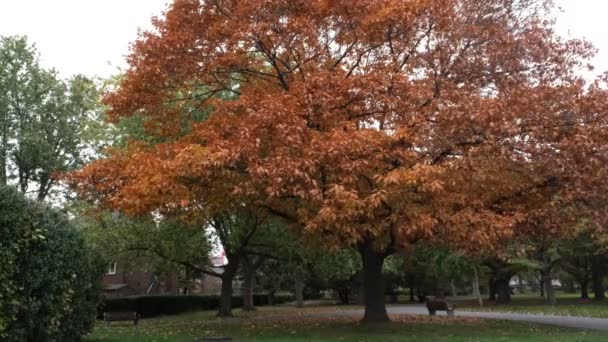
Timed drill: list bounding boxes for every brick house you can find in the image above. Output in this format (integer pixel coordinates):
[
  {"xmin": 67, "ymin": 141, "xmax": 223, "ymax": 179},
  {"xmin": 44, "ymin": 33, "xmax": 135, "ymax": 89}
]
[
  {"xmin": 102, "ymin": 253, "xmax": 227, "ymax": 297},
  {"xmin": 194, "ymin": 254, "xmax": 225, "ymax": 294},
  {"xmin": 102, "ymin": 260, "xmax": 179, "ymax": 298}
]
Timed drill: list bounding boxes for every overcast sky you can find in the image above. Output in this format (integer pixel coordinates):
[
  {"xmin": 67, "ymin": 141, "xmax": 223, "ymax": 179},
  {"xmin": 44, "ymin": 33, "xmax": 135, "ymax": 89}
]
[{"xmin": 0, "ymin": 0, "xmax": 606, "ymax": 80}]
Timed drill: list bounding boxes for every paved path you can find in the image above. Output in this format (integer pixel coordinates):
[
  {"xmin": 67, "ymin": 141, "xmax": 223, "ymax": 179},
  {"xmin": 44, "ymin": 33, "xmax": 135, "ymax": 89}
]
[{"xmin": 384, "ymin": 305, "xmax": 608, "ymax": 331}]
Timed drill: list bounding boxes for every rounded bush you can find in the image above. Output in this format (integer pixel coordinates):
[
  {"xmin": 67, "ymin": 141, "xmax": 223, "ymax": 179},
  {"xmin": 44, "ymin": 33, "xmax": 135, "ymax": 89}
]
[{"xmin": 0, "ymin": 186, "xmax": 104, "ymax": 341}]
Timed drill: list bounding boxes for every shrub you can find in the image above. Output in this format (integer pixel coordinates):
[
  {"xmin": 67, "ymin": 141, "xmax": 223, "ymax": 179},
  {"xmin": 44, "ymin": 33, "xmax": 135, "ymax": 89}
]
[
  {"xmin": 100, "ymin": 293, "xmax": 295, "ymax": 318},
  {"xmin": 0, "ymin": 186, "xmax": 105, "ymax": 341}
]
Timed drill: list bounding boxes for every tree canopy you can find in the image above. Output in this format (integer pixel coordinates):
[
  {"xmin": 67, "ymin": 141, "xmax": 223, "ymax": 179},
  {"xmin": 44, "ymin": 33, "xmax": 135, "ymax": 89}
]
[
  {"xmin": 0, "ymin": 36, "xmax": 100, "ymax": 201},
  {"xmin": 69, "ymin": 0, "xmax": 608, "ymax": 322}
]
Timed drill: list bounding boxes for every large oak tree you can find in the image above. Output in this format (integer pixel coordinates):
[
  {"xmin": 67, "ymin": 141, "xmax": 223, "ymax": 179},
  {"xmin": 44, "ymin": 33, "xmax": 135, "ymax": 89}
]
[{"xmin": 70, "ymin": 0, "xmax": 608, "ymax": 322}]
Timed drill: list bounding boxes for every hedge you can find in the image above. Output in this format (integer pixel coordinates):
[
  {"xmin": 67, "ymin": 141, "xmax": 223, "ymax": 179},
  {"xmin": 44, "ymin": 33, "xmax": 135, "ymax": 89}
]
[
  {"xmin": 100, "ymin": 293, "xmax": 295, "ymax": 318},
  {"xmin": 0, "ymin": 186, "xmax": 104, "ymax": 341}
]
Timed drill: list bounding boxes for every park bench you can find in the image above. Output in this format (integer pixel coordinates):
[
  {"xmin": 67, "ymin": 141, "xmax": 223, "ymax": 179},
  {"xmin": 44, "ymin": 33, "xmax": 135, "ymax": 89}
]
[
  {"xmin": 426, "ymin": 299, "xmax": 455, "ymax": 317},
  {"xmin": 103, "ymin": 311, "xmax": 139, "ymax": 327}
]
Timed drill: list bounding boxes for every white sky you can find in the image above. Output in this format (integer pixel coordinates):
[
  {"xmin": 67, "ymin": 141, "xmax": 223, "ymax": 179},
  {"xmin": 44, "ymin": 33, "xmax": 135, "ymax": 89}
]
[
  {"xmin": 0, "ymin": 0, "xmax": 606, "ymax": 80},
  {"xmin": 0, "ymin": 0, "xmax": 169, "ymax": 78}
]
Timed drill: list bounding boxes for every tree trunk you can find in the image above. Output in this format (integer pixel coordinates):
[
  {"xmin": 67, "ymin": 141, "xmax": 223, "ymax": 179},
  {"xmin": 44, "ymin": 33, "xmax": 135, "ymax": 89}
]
[
  {"xmin": 488, "ymin": 278, "xmax": 496, "ymax": 301},
  {"xmin": 581, "ymin": 278, "xmax": 589, "ymax": 299},
  {"xmin": 267, "ymin": 289, "xmax": 276, "ymax": 306},
  {"xmin": 450, "ymin": 280, "xmax": 457, "ymax": 298},
  {"xmin": 542, "ymin": 270, "xmax": 556, "ymax": 305},
  {"xmin": 591, "ymin": 256, "xmax": 605, "ymax": 301},
  {"xmin": 388, "ymin": 293, "xmax": 398, "ymax": 304},
  {"xmin": 36, "ymin": 175, "xmax": 52, "ymax": 201},
  {"xmin": 242, "ymin": 259, "xmax": 256, "ymax": 311},
  {"xmin": 295, "ymin": 278, "xmax": 305, "ymax": 308},
  {"xmin": 517, "ymin": 275, "xmax": 525, "ymax": 294},
  {"xmin": 337, "ymin": 287, "xmax": 349, "ymax": 304},
  {"xmin": 359, "ymin": 241, "xmax": 389, "ymax": 323},
  {"xmin": 416, "ymin": 287, "xmax": 427, "ymax": 303},
  {"xmin": 592, "ymin": 275, "xmax": 605, "ymax": 300},
  {"xmin": 408, "ymin": 279, "xmax": 415, "ymax": 302},
  {"xmin": 0, "ymin": 125, "xmax": 8, "ymax": 186},
  {"xmin": 495, "ymin": 278, "xmax": 511, "ymax": 304},
  {"xmin": 473, "ymin": 266, "xmax": 483, "ymax": 307},
  {"xmin": 539, "ymin": 276, "xmax": 545, "ymax": 297},
  {"xmin": 0, "ymin": 145, "xmax": 6, "ymax": 186},
  {"xmin": 217, "ymin": 260, "xmax": 239, "ymax": 317},
  {"xmin": 218, "ymin": 275, "xmax": 235, "ymax": 317}
]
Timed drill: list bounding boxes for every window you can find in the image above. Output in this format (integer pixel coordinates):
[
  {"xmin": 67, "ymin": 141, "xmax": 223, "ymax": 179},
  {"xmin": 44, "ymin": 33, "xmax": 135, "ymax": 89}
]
[{"xmin": 106, "ymin": 262, "xmax": 117, "ymax": 275}]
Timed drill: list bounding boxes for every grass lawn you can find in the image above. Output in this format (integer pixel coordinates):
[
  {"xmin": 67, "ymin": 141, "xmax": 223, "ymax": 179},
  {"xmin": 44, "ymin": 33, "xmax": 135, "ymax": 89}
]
[
  {"xmin": 457, "ymin": 294, "xmax": 608, "ymax": 318},
  {"xmin": 86, "ymin": 306, "xmax": 608, "ymax": 342}
]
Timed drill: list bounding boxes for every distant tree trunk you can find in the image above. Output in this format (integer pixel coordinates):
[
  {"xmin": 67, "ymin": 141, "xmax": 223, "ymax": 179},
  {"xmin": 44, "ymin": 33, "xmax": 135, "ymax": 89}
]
[
  {"xmin": 295, "ymin": 278, "xmax": 305, "ymax": 308},
  {"xmin": 473, "ymin": 266, "xmax": 483, "ymax": 307},
  {"xmin": 242, "ymin": 259, "xmax": 256, "ymax": 311},
  {"xmin": 494, "ymin": 277, "xmax": 511, "ymax": 304},
  {"xmin": 592, "ymin": 275, "xmax": 605, "ymax": 300},
  {"xmin": 517, "ymin": 275, "xmax": 525, "ymax": 294},
  {"xmin": 562, "ymin": 254, "xmax": 591, "ymax": 300},
  {"xmin": 581, "ymin": 278, "xmax": 589, "ymax": 299},
  {"xmin": 416, "ymin": 287, "xmax": 427, "ymax": 303},
  {"xmin": 242, "ymin": 255, "xmax": 265, "ymax": 311},
  {"xmin": 337, "ymin": 287, "xmax": 350, "ymax": 304},
  {"xmin": 358, "ymin": 240, "xmax": 389, "ymax": 323},
  {"xmin": 488, "ymin": 278, "xmax": 496, "ymax": 301},
  {"xmin": 450, "ymin": 280, "xmax": 457, "ymax": 298},
  {"xmin": 36, "ymin": 175, "xmax": 53, "ymax": 201},
  {"xmin": 267, "ymin": 289, "xmax": 276, "ymax": 305},
  {"xmin": 542, "ymin": 270, "xmax": 556, "ymax": 305},
  {"xmin": 388, "ymin": 292, "xmax": 398, "ymax": 304},
  {"xmin": 408, "ymin": 278, "xmax": 415, "ymax": 302},
  {"xmin": 0, "ymin": 136, "xmax": 6, "ymax": 186},
  {"xmin": 539, "ymin": 275, "xmax": 545, "ymax": 297},
  {"xmin": 591, "ymin": 256, "xmax": 605, "ymax": 301}
]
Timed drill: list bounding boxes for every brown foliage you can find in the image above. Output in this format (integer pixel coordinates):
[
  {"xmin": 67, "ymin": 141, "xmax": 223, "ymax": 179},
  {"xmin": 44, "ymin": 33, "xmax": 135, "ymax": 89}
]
[{"xmin": 69, "ymin": 0, "xmax": 608, "ymax": 254}]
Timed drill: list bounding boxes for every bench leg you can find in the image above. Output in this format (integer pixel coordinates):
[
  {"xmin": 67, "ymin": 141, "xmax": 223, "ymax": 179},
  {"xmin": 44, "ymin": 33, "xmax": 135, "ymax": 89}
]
[{"xmin": 428, "ymin": 310, "xmax": 436, "ymax": 316}]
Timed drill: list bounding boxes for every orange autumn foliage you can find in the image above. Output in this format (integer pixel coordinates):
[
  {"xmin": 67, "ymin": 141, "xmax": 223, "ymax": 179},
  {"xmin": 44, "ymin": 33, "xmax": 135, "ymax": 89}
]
[{"xmin": 70, "ymin": 0, "xmax": 608, "ymax": 255}]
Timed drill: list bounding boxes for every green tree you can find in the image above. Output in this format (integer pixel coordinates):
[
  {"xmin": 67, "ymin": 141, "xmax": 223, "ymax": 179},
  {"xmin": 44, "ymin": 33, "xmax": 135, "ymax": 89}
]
[
  {"xmin": 396, "ymin": 244, "xmax": 485, "ymax": 305},
  {"xmin": 236, "ymin": 218, "xmax": 300, "ymax": 311},
  {"xmin": 559, "ymin": 233, "xmax": 594, "ymax": 299},
  {"xmin": 0, "ymin": 36, "xmax": 99, "ymax": 201},
  {"xmin": 75, "ymin": 207, "xmax": 214, "ymax": 280},
  {"xmin": 209, "ymin": 209, "xmax": 284, "ymax": 316},
  {"xmin": 257, "ymin": 241, "xmax": 361, "ymax": 306},
  {"xmin": 312, "ymin": 248, "xmax": 362, "ymax": 305},
  {"xmin": 78, "ymin": 205, "xmax": 284, "ymax": 317}
]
